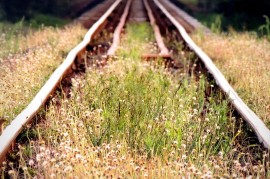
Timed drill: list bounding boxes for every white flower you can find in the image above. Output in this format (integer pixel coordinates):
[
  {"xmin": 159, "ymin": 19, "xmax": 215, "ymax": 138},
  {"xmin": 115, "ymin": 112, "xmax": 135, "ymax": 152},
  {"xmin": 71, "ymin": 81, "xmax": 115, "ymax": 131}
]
[{"xmin": 28, "ymin": 159, "xmax": 35, "ymax": 166}]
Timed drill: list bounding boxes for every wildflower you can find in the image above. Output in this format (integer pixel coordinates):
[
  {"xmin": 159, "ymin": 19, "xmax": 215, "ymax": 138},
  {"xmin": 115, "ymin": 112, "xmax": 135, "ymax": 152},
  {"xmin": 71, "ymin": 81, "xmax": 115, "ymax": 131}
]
[
  {"xmin": 50, "ymin": 173, "xmax": 56, "ymax": 178},
  {"xmin": 22, "ymin": 167, "xmax": 28, "ymax": 171},
  {"xmin": 36, "ymin": 154, "xmax": 41, "ymax": 162},
  {"xmin": 75, "ymin": 154, "xmax": 82, "ymax": 160},
  {"xmin": 182, "ymin": 155, "xmax": 187, "ymax": 160},
  {"xmin": 188, "ymin": 165, "xmax": 196, "ymax": 172},
  {"xmin": 252, "ymin": 166, "xmax": 258, "ymax": 172},
  {"xmin": 97, "ymin": 108, "xmax": 103, "ymax": 113},
  {"xmin": 206, "ymin": 171, "xmax": 212, "ymax": 177},
  {"xmin": 218, "ymin": 151, "xmax": 223, "ymax": 159},
  {"xmin": 181, "ymin": 144, "xmax": 186, "ymax": 149},
  {"xmin": 42, "ymin": 161, "xmax": 48, "ymax": 167},
  {"xmin": 64, "ymin": 166, "xmax": 73, "ymax": 173},
  {"xmin": 63, "ymin": 132, "xmax": 69, "ymax": 137},
  {"xmin": 144, "ymin": 172, "xmax": 148, "ymax": 177},
  {"xmin": 8, "ymin": 170, "xmax": 15, "ymax": 175},
  {"xmin": 39, "ymin": 146, "xmax": 45, "ymax": 152},
  {"xmin": 45, "ymin": 149, "xmax": 51, "ymax": 156},
  {"xmin": 116, "ymin": 144, "xmax": 121, "ymax": 149},
  {"xmin": 28, "ymin": 159, "xmax": 35, "ymax": 166},
  {"xmin": 135, "ymin": 166, "xmax": 140, "ymax": 171},
  {"xmin": 214, "ymin": 165, "xmax": 220, "ymax": 170}
]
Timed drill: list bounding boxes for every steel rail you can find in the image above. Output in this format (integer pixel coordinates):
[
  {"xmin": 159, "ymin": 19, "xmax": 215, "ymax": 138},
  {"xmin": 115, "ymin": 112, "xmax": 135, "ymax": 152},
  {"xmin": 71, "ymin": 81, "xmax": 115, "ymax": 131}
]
[
  {"xmin": 0, "ymin": 0, "xmax": 123, "ymax": 163},
  {"xmin": 153, "ymin": 0, "xmax": 270, "ymax": 149},
  {"xmin": 143, "ymin": 0, "xmax": 169, "ymax": 55},
  {"xmin": 107, "ymin": 0, "xmax": 132, "ymax": 56}
]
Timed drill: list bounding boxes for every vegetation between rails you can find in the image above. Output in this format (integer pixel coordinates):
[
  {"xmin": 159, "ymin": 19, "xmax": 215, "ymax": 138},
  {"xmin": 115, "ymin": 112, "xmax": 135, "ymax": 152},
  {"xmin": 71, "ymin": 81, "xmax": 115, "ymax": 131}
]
[
  {"xmin": 3, "ymin": 23, "xmax": 269, "ymax": 178},
  {"xmin": 0, "ymin": 24, "xmax": 86, "ymax": 129}
]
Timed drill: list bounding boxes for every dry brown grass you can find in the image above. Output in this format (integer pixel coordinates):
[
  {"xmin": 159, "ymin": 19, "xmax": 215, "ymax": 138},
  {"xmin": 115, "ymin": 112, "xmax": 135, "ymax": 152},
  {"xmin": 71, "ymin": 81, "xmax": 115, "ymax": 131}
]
[
  {"xmin": 0, "ymin": 25, "xmax": 86, "ymax": 128},
  {"xmin": 3, "ymin": 23, "xmax": 269, "ymax": 178},
  {"xmin": 192, "ymin": 32, "xmax": 270, "ymax": 126},
  {"xmin": 9, "ymin": 58, "xmax": 268, "ymax": 178}
]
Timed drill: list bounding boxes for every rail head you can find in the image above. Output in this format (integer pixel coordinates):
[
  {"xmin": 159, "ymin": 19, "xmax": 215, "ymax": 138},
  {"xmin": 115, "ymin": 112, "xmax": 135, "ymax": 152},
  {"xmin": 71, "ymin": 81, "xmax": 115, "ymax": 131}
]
[
  {"xmin": 0, "ymin": 0, "xmax": 123, "ymax": 163},
  {"xmin": 153, "ymin": 0, "xmax": 270, "ymax": 149},
  {"xmin": 143, "ymin": 0, "xmax": 169, "ymax": 55},
  {"xmin": 107, "ymin": 0, "xmax": 132, "ymax": 56}
]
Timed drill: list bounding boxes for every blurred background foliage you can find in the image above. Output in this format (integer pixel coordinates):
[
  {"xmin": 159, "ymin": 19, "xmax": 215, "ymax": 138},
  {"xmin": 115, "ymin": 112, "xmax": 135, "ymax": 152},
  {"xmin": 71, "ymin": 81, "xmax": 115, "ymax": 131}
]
[
  {"xmin": 172, "ymin": 0, "xmax": 270, "ymax": 32},
  {"xmin": 0, "ymin": 0, "xmax": 72, "ymax": 21},
  {"xmin": 0, "ymin": 0, "xmax": 269, "ymax": 31},
  {"xmin": 0, "ymin": 0, "xmax": 103, "ymax": 27}
]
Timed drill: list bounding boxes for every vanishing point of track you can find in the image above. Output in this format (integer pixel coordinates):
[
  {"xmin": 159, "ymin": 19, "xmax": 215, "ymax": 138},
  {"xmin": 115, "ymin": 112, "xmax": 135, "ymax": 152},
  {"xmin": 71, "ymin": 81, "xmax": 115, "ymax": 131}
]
[{"xmin": 0, "ymin": 0, "xmax": 270, "ymax": 164}]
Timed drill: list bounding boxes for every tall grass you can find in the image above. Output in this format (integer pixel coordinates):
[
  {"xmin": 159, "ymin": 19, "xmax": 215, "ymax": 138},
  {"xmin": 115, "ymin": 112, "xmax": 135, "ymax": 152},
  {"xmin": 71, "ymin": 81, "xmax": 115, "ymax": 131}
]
[
  {"xmin": 259, "ymin": 15, "xmax": 270, "ymax": 40},
  {"xmin": 0, "ymin": 19, "xmax": 26, "ymax": 59},
  {"xmin": 0, "ymin": 17, "xmax": 70, "ymax": 60},
  {"xmin": 4, "ymin": 23, "xmax": 269, "ymax": 178},
  {"xmin": 0, "ymin": 24, "xmax": 86, "ymax": 130},
  {"xmin": 192, "ymin": 28, "xmax": 270, "ymax": 127}
]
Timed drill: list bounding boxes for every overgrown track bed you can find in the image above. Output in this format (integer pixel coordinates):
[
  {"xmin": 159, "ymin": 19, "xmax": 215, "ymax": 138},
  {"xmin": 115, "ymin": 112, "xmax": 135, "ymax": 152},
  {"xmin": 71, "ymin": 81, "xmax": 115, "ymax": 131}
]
[
  {"xmin": 145, "ymin": 0, "xmax": 270, "ymax": 149},
  {"xmin": 0, "ymin": 0, "xmax": 128, "ymax": 164},
  {"xmin": 0, "ymin": 0, "xmax": 269, "ymax": 178},
  {"xmin": 149, "ymin": 0, "xmax": 270, "ymax": 149},
  {"xmin": 191, "ymin": 31, "xmax": 270, "ymax": 127}
]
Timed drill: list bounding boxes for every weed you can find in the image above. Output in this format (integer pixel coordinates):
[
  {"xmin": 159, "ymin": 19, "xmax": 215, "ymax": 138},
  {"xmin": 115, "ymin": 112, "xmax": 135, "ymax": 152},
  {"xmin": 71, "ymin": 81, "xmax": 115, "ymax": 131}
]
[
  {"xmin": 210, "ymin": 15, "xmax": 222, "ymax": 34},
  {"xmin": 0, "ymin": 24, "xmax": 86, "ymax": 128},
  {"xmin": 6, "ymin": 23, "xmax": 268, "ymax": 178},
  {"xmin": 29, "ymin": 13, "xmax": 69, "ymax": 28},
  {"xmin": 0, "ymin": 19, "xmax": 25, "ymax": 58},
  {"xmin": 259, "ymin": 15, "xmax": 270, "ymax": 40},
  {"xmin": 192, "ymin": 30, "xmax": 270, "ymax": 126}
]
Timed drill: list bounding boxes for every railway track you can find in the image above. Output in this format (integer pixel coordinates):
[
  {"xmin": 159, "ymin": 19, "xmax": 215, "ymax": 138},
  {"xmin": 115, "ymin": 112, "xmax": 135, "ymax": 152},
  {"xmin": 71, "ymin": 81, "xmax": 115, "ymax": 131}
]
[{"xmin": 0, "ymin": 0, "xmax": 269, "ymax": 174}]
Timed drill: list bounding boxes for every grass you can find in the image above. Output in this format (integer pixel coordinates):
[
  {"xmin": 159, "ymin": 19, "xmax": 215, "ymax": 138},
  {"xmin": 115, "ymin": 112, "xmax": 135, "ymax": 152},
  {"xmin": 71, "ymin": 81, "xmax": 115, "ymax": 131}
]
[
  {"xmin": 0, "ymin": 24, "xmax": 86, "ymax": 130},
  {"xmin": 180, "ymin": 0, "xmax": 198, "ymax": 6},
  {"xmin": 0, "ymin": 20, "xmax": 27, "ymax": 59},
  {"xmin": 29, "ymin": 13, "xmax": 70, "ymax": 28},
  {"xmin": 192, "ymin": 30, "xmax": 270, "ymax": 127},
  {"xmin": 3, "ymin": 23, "xmax": 269, "ymax": 178},
  {"xmin": 0, "ymin": 17, "xmax": 70, "ymax": 59},
  {"xmin": 259, "ymin": 15, "xmax": 270, "ymax": 40}
]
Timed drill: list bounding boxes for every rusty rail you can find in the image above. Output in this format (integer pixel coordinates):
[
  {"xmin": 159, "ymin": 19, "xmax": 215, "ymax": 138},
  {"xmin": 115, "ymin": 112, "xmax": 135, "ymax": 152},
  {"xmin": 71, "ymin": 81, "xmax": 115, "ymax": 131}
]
[
  {"xmin": 143, "ymin": 0, "xmax": 169, "ymax": 55},
  {"xmin": 107, "ymin": 0, "xmax": 132, "ymax": 55},
  {"xmin": 153, "ymin": 0, "xmax": 270, "ymax": 149}
]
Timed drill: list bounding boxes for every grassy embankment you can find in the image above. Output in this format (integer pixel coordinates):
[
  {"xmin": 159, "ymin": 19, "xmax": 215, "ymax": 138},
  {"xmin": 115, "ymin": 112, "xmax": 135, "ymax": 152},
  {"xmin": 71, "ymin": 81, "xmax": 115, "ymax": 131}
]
[
  {"xmin": 177, "ymin": 0, "xmax": 270, "ymax": 127},
  {"xmin": 192, "ymin": 27, "xmax": 270, "ymax": 128},
  {"xmin": 0, "ymin": 22, "xmax": 86, "ymax": 129},
  {"xmin": 178, "ymin": 0, "xmax": 270, "ymax": 140},
  {"xmin": 4, "ymin": 23, "xmax": 268, "ymax": 178}
]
